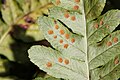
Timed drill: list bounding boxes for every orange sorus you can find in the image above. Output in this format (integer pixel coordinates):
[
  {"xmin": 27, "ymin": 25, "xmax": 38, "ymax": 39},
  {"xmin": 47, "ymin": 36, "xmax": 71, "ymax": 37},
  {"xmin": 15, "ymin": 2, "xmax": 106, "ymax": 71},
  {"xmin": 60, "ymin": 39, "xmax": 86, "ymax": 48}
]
[
  {"xmin": 58, "ymin": 57, "xmax": 63, "ymax": 63},
  {"xmin": 54, "ymin": 35, "xmax": 57, "ymax": 39},
  {"xmin": 64, "ymin": 12, "xmax": 69, "ymax": 18},
  {"xmin": 64, "ymin": 59, "xmax": 69, "ymax": 65},
  {"xmin": 100, "ymin": 19, "xmax": 104, "ymax": 25},
  {"xmin": 46, "ymin": 62, "xmax": 52, "ymax": 67},
  {"xmin": 94, "ymin": 23, "xmax": 99, "ymax": 29},
  {"xmin": 113, "ymin": 37, "xmax": 118, "ymax": 43},
  {"xmin": 59, "ymin": 39, "xmax": 63, "ymax": 43},
  {"xmin": 73, "ymin": 5, "xmax": 79, "ymax": 10},
  {"xmin": 107, "ymin": 41, "xmax": 112, "ymax": 46},
  {"xmin": 59, "ymin": 29, "xmax": 65, "ymax": 35},
  {"xmin": 71, "ymin": 38, "xmax": 75, "ymax": 43},
  {"xmin": 48, "ymin": 30, "xmax": 54, "ymax": 34},
  {"xmin": 74, "ymin": 0, "xmax": 80, "ymax": 3},
  {"xmin": 55, "ymin": 24, "xmax": 59, "ymax": 29},
  {"xmin": 71, "ymin": 16, "xmax": 76, "ymax": 21},
  {"xmin": 64, "ymin": 44, "xmax": 69, "ymax": 48},
  {"xmin": 65, "ymin": 34, "xmax": 70, "ymax": 39}
]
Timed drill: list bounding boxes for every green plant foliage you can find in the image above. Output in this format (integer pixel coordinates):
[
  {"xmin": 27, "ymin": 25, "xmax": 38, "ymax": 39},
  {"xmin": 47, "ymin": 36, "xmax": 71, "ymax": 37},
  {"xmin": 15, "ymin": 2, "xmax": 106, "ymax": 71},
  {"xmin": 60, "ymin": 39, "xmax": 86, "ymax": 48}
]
[
  {"xmin": 28, "ymin": 0, "xmax": 120, "ymax": 80},
  {"xmin": 0, "ymin": 0, "xmax": 53, "ymax": 79},
  {"xmin": 0, "ymin": 0, "xmax": 53, "ymax": 43},
  {"xmin": 0, "ymin": 0, "xmax": 52, "ymax": 61}
]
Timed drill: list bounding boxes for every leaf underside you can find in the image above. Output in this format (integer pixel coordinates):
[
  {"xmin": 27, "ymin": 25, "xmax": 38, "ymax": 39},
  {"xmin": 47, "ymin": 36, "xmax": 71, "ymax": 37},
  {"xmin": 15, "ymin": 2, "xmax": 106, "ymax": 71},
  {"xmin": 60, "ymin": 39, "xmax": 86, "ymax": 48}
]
[{"xmin": 28, "ymin": 0, "xmax": 120, "ymax": 80}]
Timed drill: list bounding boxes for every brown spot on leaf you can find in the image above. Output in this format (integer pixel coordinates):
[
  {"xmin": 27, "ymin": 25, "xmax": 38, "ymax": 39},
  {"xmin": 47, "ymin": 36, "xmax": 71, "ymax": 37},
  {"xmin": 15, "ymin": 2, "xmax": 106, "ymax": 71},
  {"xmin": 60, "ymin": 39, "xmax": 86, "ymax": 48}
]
[
  {"xmin": 59, "ymin": 29, "xmax": 65, "ymax": 35},
  {"xmin": 54, "ymin": 35, "xmax": 57, "ymax": 39},
  {"xmin": 107, "ymin": 41, "xmax": 112, "ymax": 46},
  {"xmin": 58, "ymin": 57, "xmax": 63, "ymax": 63},
  {"xmin": 64, "ymin": 59, "xmax": 69, "ymax": 65},
  {"xmin": 71, "ymin": 16, "xmax": 76, "ymax": 21},
  {"xmin": 65, "ymin": 34, "xmax": 70, "ymax": 39},
  {"xmin": 46, "ymin": 62, "xmax": 52, "ymax": 67},
  {"xmin": 64, "ymin": 44, "xmax": 69, "ymax": 48},
  {"xmin": 74, "ymin": 0, "xmax": 80, "ymax": 3},
  {"xmin": 71, "ymin": 38, "xmax": 75, "ymax": 43},
  {"xmin": 59, "ymin": 39, "xmax": 63, "ymax": 43},
  {"xmin": 94, "ymin": 23, "xmax": 99, "ymax": 29},
  {"xmin": 55, "ymin": 24, "xmax": 59, "ymax": 29},
  {"xmin": 113, "ymin": 37, "xmax": 118, "ymax": 43},
  {"xmin": 54, "ymin": 20, "xmax": 57, "ymax": 24},
  {"xmin": 100, "ymin": 19, "xmax": 104, "ymax": 25},
  {"xmin": 64, "ymin": 12, "xmax": 69, "ymax": 18},
  {"xmin": 73, "ymin": 5, "xmax": 79, "ymax": 10},
  {"xmin": 48, "ymin": 30, "xmax": 54, "ymax": 34}
]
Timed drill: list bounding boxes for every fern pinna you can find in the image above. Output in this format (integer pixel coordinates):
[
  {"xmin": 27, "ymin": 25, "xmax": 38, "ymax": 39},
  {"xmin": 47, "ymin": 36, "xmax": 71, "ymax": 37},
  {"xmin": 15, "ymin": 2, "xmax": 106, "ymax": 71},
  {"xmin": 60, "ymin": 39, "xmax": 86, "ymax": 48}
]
[{"xmin": 28, "ymin": 0, "xmax": 120, "ymax": 80}]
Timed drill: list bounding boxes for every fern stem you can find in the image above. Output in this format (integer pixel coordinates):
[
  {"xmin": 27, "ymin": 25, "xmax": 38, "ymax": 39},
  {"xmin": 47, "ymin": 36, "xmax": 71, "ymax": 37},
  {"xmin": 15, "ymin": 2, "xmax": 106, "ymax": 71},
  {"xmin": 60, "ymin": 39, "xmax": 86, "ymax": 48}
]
[
  {"xmin": 0, "ymin": 27, "xmax": 12, "ymax": 44},
  {"xmin": 82, "ymin": 0, "xmax": 90, "ymax": 80}
]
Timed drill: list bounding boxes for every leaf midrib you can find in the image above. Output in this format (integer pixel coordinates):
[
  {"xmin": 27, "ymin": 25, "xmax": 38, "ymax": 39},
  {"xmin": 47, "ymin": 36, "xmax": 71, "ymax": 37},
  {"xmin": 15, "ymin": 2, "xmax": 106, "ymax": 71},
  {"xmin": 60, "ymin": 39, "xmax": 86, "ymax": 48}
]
[{"xmin": 82, "ymin": 0, "xmax": 90, "ymax": 80}]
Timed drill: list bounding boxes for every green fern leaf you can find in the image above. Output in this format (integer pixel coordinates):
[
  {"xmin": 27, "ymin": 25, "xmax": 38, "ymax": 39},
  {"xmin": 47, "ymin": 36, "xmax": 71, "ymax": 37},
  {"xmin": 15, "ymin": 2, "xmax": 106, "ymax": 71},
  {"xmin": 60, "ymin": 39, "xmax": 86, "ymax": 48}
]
[
  {"xmin": 0, "ymin": 0, "xmax": 53, "ymax": 76},
  {"xmin": 28, "ymin": 0, "xmax": 120, "ymax": 80}
]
